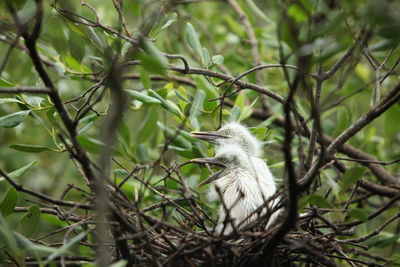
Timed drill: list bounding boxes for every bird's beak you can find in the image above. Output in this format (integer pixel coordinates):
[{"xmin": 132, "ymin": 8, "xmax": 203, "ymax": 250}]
[
  {"xmin": 198, "ymin": 169, "xmax": 224, "ymax": 187},
  {"xmin": 189, "ymin": 157, "xmax": 226, "ymax": 168},
  {"xmin": 189, "ymin": 157, "xmax": 226, "ymax": 186},
  {"xmin": 190, "ymin": 131, "xmax": 228, "ymax": 143}
]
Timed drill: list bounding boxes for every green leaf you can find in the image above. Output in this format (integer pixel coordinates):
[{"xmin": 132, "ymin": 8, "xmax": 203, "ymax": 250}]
[
  {"xmin": 0, "ymin": 161, "xmax": 37, "ymax": 182},
  {"xmin": 9, "ymin": 144, "xmax": 55, "ymax": 153},
  {"xmin": 139, "ymin": 53, "xmax": 165, "ymax": 75},
  {"xmin": 239, "ymin": 97, "xmax": 257, "ymax": 121},
  {"xmin": 17, "ymin": 0, "xmax": 37, "ymax": 24},
  {"xmin": 269, "ymin": 161, "xmax": 285, "ymax": 169},
  {"xmin": 0, "ymin": 110, "xmax": 31, "ymax": 128},
  {"xmin": 168, "ymin": 146, "xmax": 194, "ymax": 159},
  {"xmin": 137, "ymin": 107, "xmax": 158, "ymax": 143},
  {"xmin": 138, "ymin": 39, "xmax": 167, "ymax": 75},
  {"xmin": 348, "ymin": 208, "xmax": 368, "ymax": 222},
  {"xmin": 244, "ymin": 0, "xmax": 273, "ymax": 24},
  {"xmin": 126, "ymin": 89, "xmax": 161, "ymax": 104},
  {"xmin": 21, "ymin": 206, "xmax": 41, "ymax": 237},
  {"xmin": 0, "ymin": 78, "xmax": 14, "ymax": 87},
  {"xmin": 224, "ymin": 16, "xmax": 245, "ymax": 37},
  {"xmin": 355, "ymin": 63, "xmax": 370, "ymax": 83},
  {"xmin": 306, "ymin": 194, "xmax": 333, "ymax": 208},
  {"xmin": 341, "ymin": 167, "xmax": 365, "ymax": 190},
  {"xmin": 368, "ymin": 40, "xmax": 397, "ymax": 52},
  {"xmin": 84, "ymin": 25, "xmax": 105, "ymax": 52},
  {"xmin": 0, "ymin": 98, "xmax": 23, "ymax": 105},
  {"xmin": 121, "ymin": 41, "xmax": 132, "ymax": 59},
  {"xmin": 229, "ymin": 106, "xmax": 241, "ymax": 122},
  {"xmin": 139, "ymin": 67, "xmax": 152, "ymax": 89},
  {"xmin": 77, "ymin": 113, "xmax": 99, "ymax": 135},
  {"xmin": 23, "ymin": 95, "xmax": 45, "ymax": 107},
  {"xmin": 211, "ymin": 55, "xmax": 224, "ymax": 66},
  {"xmin": 137, "ymin": 144, "xmax": 152, "ymax": 162},
  {"xmin": 367, "ymin": 233, "xmax": 400, "ymax": 248},
  {"xmin": 77, "ymin": 136, "xmax": 105, "ymax": 154},
  {"xmin": 114, "ymin": 169, "xmax": 129, "ymax": 178},
  {"xmin": 14, "ymin": 232, "xmax": 58, "ymax": 256},
  {"xmin": 323, "ymin": 169, "xmax": 340, "ymax": 196},
  {"xmin": 65, "ymin": 54, "xmax": 91, "ymax": 73},
  {"xmin": 158, "ymin": 13, "xmax": 177, "ymax": 32},
  {"xmin": 195, "ymin": 76, "xmax": 218, "ymax": 111},
  {"xmin": 234, "ymin": 93, "xmax": 245, "ymax": 110},
  {"xmin": 287, "ymin": 4, "xmax": 308, "ymax": 23},
  {"xmin": 250, "ymin": 127, "xmax": 268, "ymax": 140},
  {"xmin": 0, "ymin": 187, "xmax": 18, "ymax": 217},
  {"xmin": 44, "ymin": 231, "xmax": 87, "ymax": 264},
  {"xmin": 174, "ymin": 88, "xmax": 190, "ymax": 103},
  {"xmin": 172, "ymin": 127, "xmax": 199, "ymax": 143},
  {"xmin": 186, "ymin": 23, "xmax": 204, "ymax": 61},
  {"xmin": 384, "ymin": 105, "xmax": 400, "ymax": 137},
  {"xmin": 279, "ymin": 20, "xmax": 296, "ymax": 49},
  {"xmin": 157, "ymin": 122, "xmax": 192, "ymax": 149},
  {"xmin": 118, "ymin": 120, "xmax": 131, "ymax": 146},
  {"xmin": 189, "ymin": 89, "xmax": 206, "ymax": 130},
  {"xmin": 150, "ymin": 12, "xmax": 177, "ymax": 37},
  {"xmin": 378, "ymin": 24, "xmax": 400, "ymax": 42},
  {"xmin": 202, "ymin": 47, "xmax": 212, "ymax": 67},
  {"xmin": 388, "ymin": 253, "xmax": 400, "ymax": 265},
  {"xmin": 148, "ymin": 89, "xmax": 182, "ymax": 117},
  {"xmin": 0, "ymin": 216, "xmax": 18, "ymax": 253},
  {"xmin": 84, "ymin": 25, "xmax": 106, "ymax": 52}
]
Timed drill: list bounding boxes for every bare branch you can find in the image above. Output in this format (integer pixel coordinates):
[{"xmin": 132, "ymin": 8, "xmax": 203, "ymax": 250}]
[
  {"xmin": 0, "ymin": 168, "xmax": 93, "ymax": 209},
  {"xmin": 0, "ymin": 86, "xmax": 51, "ymax": 94}
]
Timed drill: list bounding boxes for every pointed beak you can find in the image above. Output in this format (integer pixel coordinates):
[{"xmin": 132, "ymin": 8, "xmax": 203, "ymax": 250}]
[
  {"xmin": 190, "ymin": 131, "xmax": 229, "ymax": 143},
  {"xmin": 189, "ymin": 157, "xmax": 226, "ymax": 186},
  {"xmin": 198, "ymin": 169, "xmax": 224, "ymax": 187},
  {"xmin": 189, "ymin": 157, "xmax": 225, "ymax": 168}
]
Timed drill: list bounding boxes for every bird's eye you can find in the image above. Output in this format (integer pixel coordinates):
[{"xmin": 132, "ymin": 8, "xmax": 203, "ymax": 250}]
[
  {"xmin": 221, "ymin": 157, "xmax": 227, "ymax": 163},
  {"xmin": 225, "ymin": 129, "xmax": 230, "ymax": 135}
]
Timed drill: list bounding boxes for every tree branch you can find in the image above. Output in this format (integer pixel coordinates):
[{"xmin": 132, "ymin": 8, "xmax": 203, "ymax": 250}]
[{"xmin": 0, "ymin": 86, "xmax": 51, "ymax": 94}]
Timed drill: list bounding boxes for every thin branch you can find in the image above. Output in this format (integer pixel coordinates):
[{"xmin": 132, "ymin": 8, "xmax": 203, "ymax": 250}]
[
  {"xmin": 8, "ymin": 0, "xmax": 97, "ymax": 187},
  {"xmin": 168, "ymin": 64, "xmax": 286, "ymax": 103},
  {"xmin": 323, "ymin": 29, "xmax": 365, "ymax": 80},
  {"xmin": 226, "ymin": 0, "xmax": 272, "ymax": 114},
  {"xmin": 326, "ymin": 83, "xmax": 400, "ymax": 159},
  {"xmin": 0, "ymin": 86, "xmax": 51, "ymax": 94},
  {"xmin": 0, "ymin": 168, "xmax": 93, "ymax": 209},
  {"xmin": 305, "ymin": 65, "xmax": 323, "ymax": 169},
  {"xmin": 358, "ymin": 180, "xmax": 400, "ymax": 197},
  {"xmin": 337, "ymin": 213, "xmax": 400, "ymax": 243},
  {"xmin": 112, "ymin": 0, "xmax": 132, "ymax": 38},
  {"xmin": 335, "ymin": 157, "xmax": 400, "ymax": 166},
  {"xmin": 300, "ymin": 82, "xmax": 400, "ymax": 187}
]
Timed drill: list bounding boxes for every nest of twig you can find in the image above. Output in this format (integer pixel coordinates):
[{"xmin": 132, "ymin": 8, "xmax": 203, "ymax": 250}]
[
  {"xmin": 96, "ymin": 182, "xmax": 362, "ymax": 267},
  {"xmin": 114, "ymin": 207, "xmax": 342, "ymax": 266}
]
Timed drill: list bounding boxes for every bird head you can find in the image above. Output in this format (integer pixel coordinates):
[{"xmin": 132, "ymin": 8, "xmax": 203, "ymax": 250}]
[
  {"xmin": 190, "ymin": 144, "xmax": 252, "ymax": 186},
  {"xmin": 191, "ymin": 122, "xmax": 261, "ymax": 157}
]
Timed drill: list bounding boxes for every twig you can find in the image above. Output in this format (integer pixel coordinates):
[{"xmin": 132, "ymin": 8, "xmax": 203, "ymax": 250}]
[
  {"xmin": 335, "ymin": 157, "xmax": 400, "ymax": 166},
  {"xmin": 323, "ymin": 29, "xmax": 365, "ymax": 80},
  {"xmin": 0, "ymin": 168, "xmax": 93, "ymax": 209},
  {"xmin": 337, "ymin": 213, "xmax": 400, "ymax": 243},
  {"xmin": 0, "ymin": 86, "xmax": 51, "ymax": 94}
]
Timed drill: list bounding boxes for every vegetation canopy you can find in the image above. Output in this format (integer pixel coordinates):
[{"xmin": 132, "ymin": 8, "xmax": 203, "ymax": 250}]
[{"xmin": 0, "ymin": 0, "xmax": 399, "ymax": 266}]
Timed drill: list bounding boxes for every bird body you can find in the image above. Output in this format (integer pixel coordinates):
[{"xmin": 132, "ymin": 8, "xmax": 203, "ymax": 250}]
[
  {"xmin": 212, "ymin": 167, "xmax": 266, "ymax": 233},
  {"xmin": 191, "ymin": 123, "xmax": 279, "ymax": 234},
  {"xmin": 250, "ymin": 157, "xmax": 276, "ymax": 189}
]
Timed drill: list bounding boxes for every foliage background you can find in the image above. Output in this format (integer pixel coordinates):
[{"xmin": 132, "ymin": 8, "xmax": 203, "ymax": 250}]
[{"xmin": 0, "ymin": 0, "xmax": 399, "ymax": 266}]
